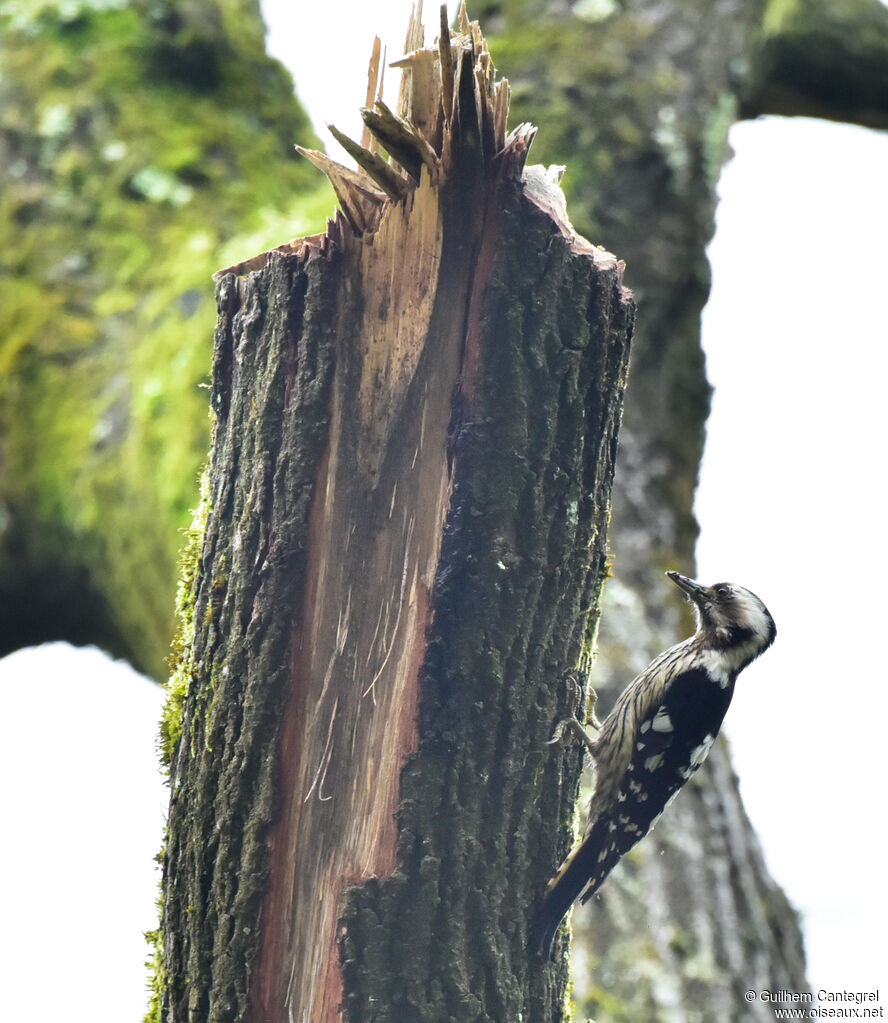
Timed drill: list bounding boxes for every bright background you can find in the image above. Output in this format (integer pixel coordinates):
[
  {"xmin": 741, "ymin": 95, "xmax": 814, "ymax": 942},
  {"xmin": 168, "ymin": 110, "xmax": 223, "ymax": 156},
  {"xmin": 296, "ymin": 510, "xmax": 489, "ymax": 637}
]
[{"xmin": 2, "ymin": 1, "xmax": 886, "ymax": 1017}]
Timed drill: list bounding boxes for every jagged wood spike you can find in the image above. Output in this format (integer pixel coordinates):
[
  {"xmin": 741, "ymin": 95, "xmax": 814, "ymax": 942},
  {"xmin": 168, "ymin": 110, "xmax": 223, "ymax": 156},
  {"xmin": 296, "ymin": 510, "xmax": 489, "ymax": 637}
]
[
  {"xmin": 494, "ymin": 78, "xmax": 510, "ymax": 152},
  {"xmin": 471, "ymin": 19, "xmax": 484, "ymax": 54},
  {"xmin": 398, "ymin": 1, "xmax": 425, "ymax": 120},
  {"xmin": 475, "ymin": 65, "xmax": 495, "ymax": 161},
  {"xmin": 294, "ymin": 146, "xmax": 379, "ymax": 204},
  {"xmin": 390, "ymin": 49, "xmax": 443, "ymax": 141},
  {"xmin": 458, "ymin": 0, "xmax": 470, "ymax": 33},
  {"xmin": 438, "ymin": 3, "xmax": 454, "ymax": 127},
  {"xmin": 362, "ymin": 37, "xmax": 383, "ymax": 154},
  {"xmin": 294, "ymin": 145, "xmax": 385, "ymax": 235},
  {"xmin": 502, "ymin": 121, "xmax": 537, "ymax": 178},
  {"xmin": 361, "ymin": 99, "xmax": 440, "ymax": 181},
  {"xmin": 451, "ymin": 44, "xmax": 465, "ymax": 138},
  {"xmin": 327, "ymin": 124, "xmax": 411, "ymax": 202},
  {"xmin": 360, "ymin": 108, "xmax": 422, "ymax": 180},
  {"xmin": 452, "ymin": 34, "xmax": 481, "ymax": 152},
  {"xmin": 406, "ymin": 0, "xmax": 425, "ymax": 52}
]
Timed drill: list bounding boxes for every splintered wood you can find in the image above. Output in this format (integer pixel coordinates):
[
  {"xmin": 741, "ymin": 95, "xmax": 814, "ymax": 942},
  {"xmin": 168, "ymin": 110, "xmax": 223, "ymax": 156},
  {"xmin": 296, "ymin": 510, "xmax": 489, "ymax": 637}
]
[
  {"xmin": 295, "ymin": 2, "xmax": 519, "ymax": 237},
  {"xmin": 279, "ymin": 2, "xmax": 549, "ymax": 484}
]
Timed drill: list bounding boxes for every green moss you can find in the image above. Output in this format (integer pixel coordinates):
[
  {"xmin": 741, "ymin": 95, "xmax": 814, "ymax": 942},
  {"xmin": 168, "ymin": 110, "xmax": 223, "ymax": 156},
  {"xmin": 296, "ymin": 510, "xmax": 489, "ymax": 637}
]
[
  {"xmin": 582, "ymin": 982, "xmax": 633, "ymax": 1022},
  {"xmin": 149, "ymin": 463, "xmax": 213, "ymax": 1013},
  {"xmin": 702, "ymin": 91, "xmax": 738, "ymax": 188},
  {"xmin": 0, "ymin": 0, "xmax": 334, "ymax": 676},
  {"xmin": 143, "ymin": 830, "xmax": 168, "ymax": 1023},
  {"xmin": 143, "ymin": 924, "xmax": 165, "ymax": 1023},
  {"xmin": 762, "ymin": 0, "xmax": 803, "ymax": 37},
  {"xmin": 160, "ymin": 466, "xmax": 209, "ymax": 765}
]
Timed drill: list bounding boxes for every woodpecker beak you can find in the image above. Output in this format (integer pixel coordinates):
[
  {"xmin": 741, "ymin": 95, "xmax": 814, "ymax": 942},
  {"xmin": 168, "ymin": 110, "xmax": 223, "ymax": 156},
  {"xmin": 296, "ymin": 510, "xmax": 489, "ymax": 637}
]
[{"xmin": 666, "ymin": 571, "xmax": 707, "ymax": 606}]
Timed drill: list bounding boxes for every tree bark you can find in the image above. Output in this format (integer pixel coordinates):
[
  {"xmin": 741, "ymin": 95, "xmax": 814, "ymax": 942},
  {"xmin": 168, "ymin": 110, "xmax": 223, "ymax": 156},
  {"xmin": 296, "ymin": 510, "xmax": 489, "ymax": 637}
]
[{"xmin": 160, "ymin": 11, "xmax": 633, "ymax": 1023}]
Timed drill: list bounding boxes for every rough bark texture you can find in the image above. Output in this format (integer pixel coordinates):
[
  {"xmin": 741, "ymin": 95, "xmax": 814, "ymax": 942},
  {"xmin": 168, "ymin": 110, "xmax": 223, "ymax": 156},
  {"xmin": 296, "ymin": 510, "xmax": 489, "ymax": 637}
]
[{"xmin": 161, "ymin": 14, "xmax": 633, "ymax": 1023}]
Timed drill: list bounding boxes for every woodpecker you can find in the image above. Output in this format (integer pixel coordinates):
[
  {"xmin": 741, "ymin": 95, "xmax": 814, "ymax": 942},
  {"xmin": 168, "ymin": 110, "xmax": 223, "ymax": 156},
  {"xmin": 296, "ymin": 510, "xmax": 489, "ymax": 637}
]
[{"xmin": 529, "ymin": 571, "xmax": 776, "ymax": 954}]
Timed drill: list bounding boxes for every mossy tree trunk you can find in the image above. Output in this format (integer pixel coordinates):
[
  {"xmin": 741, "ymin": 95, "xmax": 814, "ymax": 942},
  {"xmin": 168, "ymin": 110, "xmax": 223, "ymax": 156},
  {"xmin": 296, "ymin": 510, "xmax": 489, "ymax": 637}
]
[{"xmin": 160, "ymin": 12, "xmax": 633, "ymax": 1023}]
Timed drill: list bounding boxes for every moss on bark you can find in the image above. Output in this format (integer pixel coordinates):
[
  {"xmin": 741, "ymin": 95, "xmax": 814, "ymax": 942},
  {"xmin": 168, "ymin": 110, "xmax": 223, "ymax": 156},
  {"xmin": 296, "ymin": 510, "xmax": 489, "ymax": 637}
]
[{"xmin": 0, "ymin": 0, "xmax": 330, "ymax": 676}]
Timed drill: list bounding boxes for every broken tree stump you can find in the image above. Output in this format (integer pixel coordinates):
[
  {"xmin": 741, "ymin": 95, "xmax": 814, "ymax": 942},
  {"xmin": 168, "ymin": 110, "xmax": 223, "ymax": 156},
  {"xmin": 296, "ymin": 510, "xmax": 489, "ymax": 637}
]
[{"xmin": 159, "ymin": 7, "xmax": 634, "ymax": 1022}]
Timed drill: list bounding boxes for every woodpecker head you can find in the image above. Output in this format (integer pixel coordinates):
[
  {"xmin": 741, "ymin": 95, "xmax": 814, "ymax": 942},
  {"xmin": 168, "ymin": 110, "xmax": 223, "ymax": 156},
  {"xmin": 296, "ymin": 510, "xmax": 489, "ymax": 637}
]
[{"xmin": 666, "ymin": 571, "xmax": 776, "ymax": 662}]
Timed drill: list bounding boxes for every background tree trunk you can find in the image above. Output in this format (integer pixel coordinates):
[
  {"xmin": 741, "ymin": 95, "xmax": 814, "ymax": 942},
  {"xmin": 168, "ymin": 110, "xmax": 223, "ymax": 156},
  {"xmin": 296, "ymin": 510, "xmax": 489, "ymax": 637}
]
[{"xmin": 161, "ymin": 14, "xmax": 633, "ymax": 1022}]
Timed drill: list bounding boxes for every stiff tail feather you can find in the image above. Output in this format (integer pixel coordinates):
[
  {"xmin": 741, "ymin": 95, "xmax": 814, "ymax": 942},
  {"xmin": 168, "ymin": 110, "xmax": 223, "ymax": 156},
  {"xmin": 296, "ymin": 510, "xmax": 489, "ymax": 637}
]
[{"xmin": 528, "ymin": 816, "xmax": 617, "ymax": 954}]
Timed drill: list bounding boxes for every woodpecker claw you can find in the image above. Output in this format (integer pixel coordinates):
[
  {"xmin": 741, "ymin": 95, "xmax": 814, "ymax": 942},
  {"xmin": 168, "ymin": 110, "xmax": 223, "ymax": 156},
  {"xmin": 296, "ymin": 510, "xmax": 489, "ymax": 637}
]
[
  {"xmin": 548, "ymin": 717, "xmax": 597, "ymax": 756},
  {"xmin": 546, "ymin": 721, "xmax": 567, "ymax": 745}
]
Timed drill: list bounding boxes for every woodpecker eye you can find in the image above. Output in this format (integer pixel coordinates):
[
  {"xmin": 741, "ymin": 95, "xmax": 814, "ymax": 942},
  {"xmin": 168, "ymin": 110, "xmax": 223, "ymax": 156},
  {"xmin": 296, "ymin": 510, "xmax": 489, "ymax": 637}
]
[{"xmin": 715, "ymin": 586, "xmax": 732, "ymax": 598}]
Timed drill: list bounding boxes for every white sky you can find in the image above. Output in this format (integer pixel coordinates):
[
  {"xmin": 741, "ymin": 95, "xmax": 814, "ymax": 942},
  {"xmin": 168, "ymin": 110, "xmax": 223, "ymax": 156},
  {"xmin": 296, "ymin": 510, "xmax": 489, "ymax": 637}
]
[
  {"xmin": 1, "ymin": 1, "xmax": 886, "ymax": 1017},
  {"xmin": 698, "ymin": 115, "xmax": 888, "ymax": 997},
  {"xmin": 0, "ymin": 644, "xmax": 166, "ymax": 1018}
]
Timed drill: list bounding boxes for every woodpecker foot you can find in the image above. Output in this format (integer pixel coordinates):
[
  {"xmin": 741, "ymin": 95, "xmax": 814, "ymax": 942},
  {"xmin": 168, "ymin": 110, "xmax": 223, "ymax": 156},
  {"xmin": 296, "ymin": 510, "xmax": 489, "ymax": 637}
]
[
  {"xmin": 562, "ymin": 671, "xmax": 603, "ymax": 726},
  {"xmin": 548, "ymin": 717, "xmax": 597, "ymax": 756},
  {"xmin": 586, "ymin": 687, "xmax": 603, "ymax": 732}
]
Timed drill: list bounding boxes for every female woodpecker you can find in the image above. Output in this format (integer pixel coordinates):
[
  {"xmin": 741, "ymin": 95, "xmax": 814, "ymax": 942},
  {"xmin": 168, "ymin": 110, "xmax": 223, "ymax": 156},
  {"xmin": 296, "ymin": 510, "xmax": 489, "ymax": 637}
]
[{"xmin": 530, "ymin": 571, "xmax": 776, "ymax": 954}]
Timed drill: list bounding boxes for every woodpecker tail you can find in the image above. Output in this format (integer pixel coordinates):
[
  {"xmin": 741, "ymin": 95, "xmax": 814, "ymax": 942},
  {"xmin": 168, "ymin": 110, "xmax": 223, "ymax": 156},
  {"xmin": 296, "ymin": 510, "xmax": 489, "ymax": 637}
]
[{"xmin": 528, "ymin": 816, "xmax": 619, "ymax": 955}]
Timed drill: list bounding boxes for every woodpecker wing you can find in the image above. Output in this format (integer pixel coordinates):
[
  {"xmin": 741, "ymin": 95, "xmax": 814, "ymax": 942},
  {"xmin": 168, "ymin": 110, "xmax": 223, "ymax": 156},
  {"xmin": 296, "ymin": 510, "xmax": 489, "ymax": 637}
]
[
  {"xmin": 588, "ymin": 642, "xmax": 695, "ymax": 815},
  {"xmin": 578, "ymin": 665, "xmax": 735, "ymax": 903}
]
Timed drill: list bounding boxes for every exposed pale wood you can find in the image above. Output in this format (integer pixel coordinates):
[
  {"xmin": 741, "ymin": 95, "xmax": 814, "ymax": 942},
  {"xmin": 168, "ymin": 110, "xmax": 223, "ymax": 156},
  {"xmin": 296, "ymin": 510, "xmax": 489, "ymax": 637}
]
[
  {"xmin": 458, "ymin": 0, "xmax": 470, "ymax": 34},
  {"xmin": 361, "ymin": 36, "xmax": 382, "ymax": 153},
  {"xmin": 396, "ymin": 0, "xmax": 426, "ymax": 120},
  {"xmin": 438, "ymin": 3, "xmax": 454, "ymax": 125}
]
